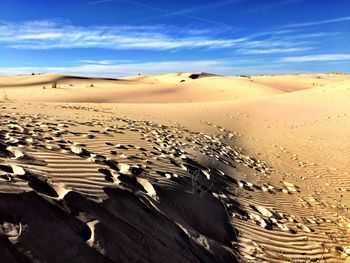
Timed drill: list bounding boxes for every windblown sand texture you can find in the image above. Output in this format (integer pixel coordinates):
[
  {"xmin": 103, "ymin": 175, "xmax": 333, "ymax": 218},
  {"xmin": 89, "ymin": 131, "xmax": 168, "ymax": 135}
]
[{"xmin": 0, "ymin": 72, "xmax": 350, "ymax": 262}]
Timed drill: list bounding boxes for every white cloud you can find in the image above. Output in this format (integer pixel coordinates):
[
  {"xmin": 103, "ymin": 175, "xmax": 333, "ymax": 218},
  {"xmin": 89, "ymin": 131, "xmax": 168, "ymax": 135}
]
[
  {"xmin": 279, "ymin": 54, "xmax": 350, "ymax": 62},
  {"xmin": 149, "ymin": 0, "xmax": 243, "ymax": 17},
  {"xmin": 0, "ymin": 59, "xmax": 314, "ymax": 77},
  {"xmin": 87, "ymin": 0, "xmax": 238, "ymax": 25},
  {"xmin": 241, "ymin": 47, "xmax": 312, "ymax": 54},
  {"xmin": 78, "ymin": 59, "xmax": 135, "ymax": 65},
  {"xmin": 0, "ymin": 19, "xmax": 320, "ymax": 52},
  {"xmin": 0, "ymin": 60, "xmax": 236, "ymax": 76},
  {"xmin": 17, "ymin": 33, "xmax": 63, "ymax": 40},
  {"xmin": 284, "ymin": 16, "xmax": 350, "ymax": 29},
  {"xmin": 4, "ymin": 15, "xmax": 345, "ymax": 65},
  {"xmin": 1, "ymin": 58, "xmax": 325, "ymax": 76},
  {"xmin": 0, "ymin": 20, "xmax": 246, "ymax": 50},
  {"xmin": 247, "ymin": 0, "xmax": 304, "ymax": 12}
]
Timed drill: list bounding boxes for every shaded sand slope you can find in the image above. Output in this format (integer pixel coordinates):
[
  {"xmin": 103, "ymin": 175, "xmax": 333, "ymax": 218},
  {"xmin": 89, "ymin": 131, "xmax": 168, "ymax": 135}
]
[
  {"xmin": 0, "ymin": 107, "xmax": 250, "ymax": 262},
  {"xmin": 0, "ymin": 73, "xmax": 120, "ymax": 87},
  {"xmin": 0, "ymin": 73, "xmax": 350, "ymax": 262}
]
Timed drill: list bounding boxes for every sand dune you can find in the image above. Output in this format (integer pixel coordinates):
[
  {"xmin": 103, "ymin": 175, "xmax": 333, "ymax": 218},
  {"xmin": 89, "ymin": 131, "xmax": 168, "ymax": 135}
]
[
  {"xmin": 0, "ymin": 72, "xmax": 350, "ymax": 262},
  {"xmin": 251, "ymin": 73, "xmax": 350, "ymax": 92},
  {"xmin": 1, "ymin": 72, "xmax": 284, "ymax": 103},
  {"xmin": 2, "ymin": 72, "xmax": 348, "ymax": 103}
]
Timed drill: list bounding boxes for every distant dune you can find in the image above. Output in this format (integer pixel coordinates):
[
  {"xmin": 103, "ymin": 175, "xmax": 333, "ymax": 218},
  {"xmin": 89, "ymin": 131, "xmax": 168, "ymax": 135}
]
[
  {"xmin": 1, "ymin": 72, "xmax": 350, "ymax": 262},
  {"xmin": 1, "ymin": 72, "xmax": 349, "ymax": 103},
  {"xmin": 0, "ymin": 72, "xmax": 297, "ymax": 103}
]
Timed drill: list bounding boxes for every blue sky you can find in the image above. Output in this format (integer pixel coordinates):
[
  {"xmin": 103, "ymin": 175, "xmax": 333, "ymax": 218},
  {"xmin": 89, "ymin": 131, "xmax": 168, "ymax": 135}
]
[{"xmin": 0, "ymin": 0, "xmax": 349, "ymax": 76}]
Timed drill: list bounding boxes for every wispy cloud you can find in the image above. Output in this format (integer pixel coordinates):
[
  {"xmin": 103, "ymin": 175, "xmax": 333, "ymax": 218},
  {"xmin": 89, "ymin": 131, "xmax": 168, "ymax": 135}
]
[
  {"xmin": 248, "ymin": 0, "xmax": 304, "ymax": 12},
  {"xmin": 86, "ymin": 0, "xmax": 235, "ymax": 25},
  {"xmin": 241, "ymin": 47, "xmax": 312, "ymax": 54},
  {"xmin": 0, "ymin": 59, "xmax": 307, "ymax": 76},
  {"xmin": 87, "ymin": 0, "xmax": 115, "ymax": 5},
  {"xmin": 236, "ymin": 34, "xmax": 316, "ymax": 54},
  {"xmin": 0, "ymin": 20, "xmax": 246, "ymax": 50},
  {"xmin": 0, "ymin": 19, "xmax": 322, "ymax": 53},
  {"xmin": 163, "ymin": 0, "xmax": 243, "ymax": 16},
  {"xmin": 0, "ymin": 60, "xmax": 235, "ymax": 76},
  {"xmin": 78, "ymin": 59, "xmax": 135, "ymax": 64},
  {"xmin": 1, "ymin": 15, "xmax": 349, "ymax": 68},
  {"xmin": 279, "ymin": 54, "xmax": 350, "ymax": 62},
  {"xmin": 141, "ymin": 0, "xmax": 243, "ymax": 24},
  {"xmin": 284, "ymin": 16, "xmax": 350, "ymax": 28}
]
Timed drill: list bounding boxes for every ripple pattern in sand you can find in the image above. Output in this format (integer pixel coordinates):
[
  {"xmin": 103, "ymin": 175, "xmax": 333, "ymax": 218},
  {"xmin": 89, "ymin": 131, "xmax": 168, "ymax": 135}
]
[{"xmin": 0, "ymin": 108, "xmax": 349, "ymax": 262}]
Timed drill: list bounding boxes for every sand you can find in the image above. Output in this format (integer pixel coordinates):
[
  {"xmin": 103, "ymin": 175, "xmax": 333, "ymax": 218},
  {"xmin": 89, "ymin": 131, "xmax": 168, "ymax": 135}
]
[{"xmin": 0, "ymin": 72, "xmax": 350, "ymax": 262}]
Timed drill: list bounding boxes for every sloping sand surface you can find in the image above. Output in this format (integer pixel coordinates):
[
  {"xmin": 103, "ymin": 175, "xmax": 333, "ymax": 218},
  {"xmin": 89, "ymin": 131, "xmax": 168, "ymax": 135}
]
[
  {"xmin": 0, "ymin": 72, "xmax": 350, "ymax": 262},
  {"xmin": 0, "ymin": 73, "xmax": 284, "ymax": 103},
  {"xmin": 251, "ymin": 73, "xmax": 350, "ymax": 92}
]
